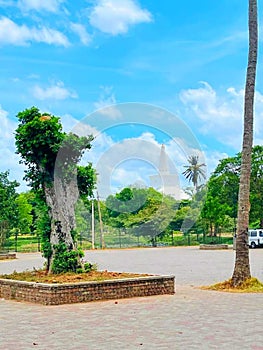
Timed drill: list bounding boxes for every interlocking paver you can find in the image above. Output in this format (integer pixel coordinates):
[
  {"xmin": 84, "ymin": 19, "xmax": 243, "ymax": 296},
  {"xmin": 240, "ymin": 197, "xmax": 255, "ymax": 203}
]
[{"xmin": 0, "ymin": 247, "xmax": 262, "ymax": 349}]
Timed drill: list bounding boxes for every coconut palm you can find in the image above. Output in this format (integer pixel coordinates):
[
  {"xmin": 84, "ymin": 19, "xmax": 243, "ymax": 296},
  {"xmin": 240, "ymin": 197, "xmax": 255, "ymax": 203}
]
[
  {"xmin": 182, "ymin": 155, "xmax": 206, "ymax": 192},
  {"xmin": 231, "ymin": 0, "xmax": 258, "ymax": 286}
]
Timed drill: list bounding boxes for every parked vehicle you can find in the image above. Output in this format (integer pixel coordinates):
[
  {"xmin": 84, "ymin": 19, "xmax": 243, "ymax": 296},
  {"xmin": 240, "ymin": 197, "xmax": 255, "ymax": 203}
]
[{"xmin": 248, "ymin": 229, "xmax": 263, "ymax": 248}]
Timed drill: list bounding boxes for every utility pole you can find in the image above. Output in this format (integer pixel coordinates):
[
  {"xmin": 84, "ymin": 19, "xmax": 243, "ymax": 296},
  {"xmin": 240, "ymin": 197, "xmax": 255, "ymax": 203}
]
[
  {"xmin": 97, "ymin": 191, "xmax": 105, "ymax": 249},
  {"xmin": 91, "ymin": 200, "xmax": 95, "ymax": 250}
]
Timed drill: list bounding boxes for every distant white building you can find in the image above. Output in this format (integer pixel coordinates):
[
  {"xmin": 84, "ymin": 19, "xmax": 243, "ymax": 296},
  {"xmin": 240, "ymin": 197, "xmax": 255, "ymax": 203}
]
[{"xmin": 149, "ymin": 144, "xmax": 180, "ymax": 199}]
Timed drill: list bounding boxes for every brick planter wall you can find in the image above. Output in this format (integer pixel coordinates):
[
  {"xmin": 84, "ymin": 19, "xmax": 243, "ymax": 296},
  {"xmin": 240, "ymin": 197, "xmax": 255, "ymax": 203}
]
[
  {"xmin": 0, "ymin": 253, "xmax": 16, "ymax": 260},
  {"xmin": 199, "ymin": 244, "xmax": 229, "ymax": 250},
  {"xmin": 0, "ymin": 275, "xmax": 175, "ymax": 305}
]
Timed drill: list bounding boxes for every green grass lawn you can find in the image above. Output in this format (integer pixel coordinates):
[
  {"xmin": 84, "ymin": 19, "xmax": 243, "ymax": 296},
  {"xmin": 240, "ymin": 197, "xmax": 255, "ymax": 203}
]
[{"xmin": 5, "ymin": 235, "xmax": 40, "ymax": 253}]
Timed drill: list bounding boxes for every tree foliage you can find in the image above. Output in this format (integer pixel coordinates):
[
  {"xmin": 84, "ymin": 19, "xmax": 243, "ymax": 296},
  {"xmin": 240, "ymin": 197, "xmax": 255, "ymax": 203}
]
[
  {"xmin": 105, "ymin": 187, "xmax": 178, "ymax": 245},
  {"xmin": 182, "ymin": 155, "xmax": 206, "ymax": 192},
  {"xmin": 0, "ymin": 171, "xmax": 19, "ymax": 232},
  {"xmin": 15, "ymin": 107, "xmax": 95, "ymax": 194},
  {"xmin": 15, "ymin": 108, "xmax": 65, "ymax": 190},
  {"xmin": 0, "ymin": 171, "xmax": 19, "ymax": 250},
  {"xmin": 203, "ymin": 146, "xmax": 263, "ymax": 234},
  {"xmin": 15, "ymin": 192, "xmax": 33, "ymax": 234}
]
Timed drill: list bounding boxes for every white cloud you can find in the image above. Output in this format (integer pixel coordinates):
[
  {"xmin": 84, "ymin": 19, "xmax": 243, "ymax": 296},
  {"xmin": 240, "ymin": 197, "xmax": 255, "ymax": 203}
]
[
  {"xmin": 18, "ymin": 0, "xmax": 63, "ymax": 13},
  {"xmin": 179, "ymin": 82, "xmax": 243, "ymax": 149},
  {"xmin": 180, "ymin": 82, "xmax": 263, "ymax": 151},
  {"xmin": 84, "ymin": 132, "xmax": 114, "ymax": 166},
  {"xmin": 94, "ymin": 86, "xmax": 122, "ymax": 119},
  {"xmin": 93, "ymin": 133, "xmax": 190, "ymax": 198},
  {"xmin": 95, "ymin": 137, "xmax": 159, "ymax": 197},
  {"xmin": 0, "ymin": 1, "xmax": 15, "ymax": 6},
  {"xmin": 95, "ymin": 105, "xmax": 122, "ymax": 120},
  {"xmin": 131, "ymin": 131, "xmax": 205, "ymax": 183},
  {"xmin": 59, "ymin": 114, "xmax": 82, "ymax": 133},
  {"xmin": 203, "ymin": 150, "xmax": 228, "ymax": 176},
  {"xmin": 0, "ymin": 106, "xmax": 13, "ymax": 140},
  {"xmin": 111, "ymin": 166, "xmax": 144, "ymax": 185},
  {"xmin": 0, "ymin": 106, "xmax": 27, "ymax": 191},
  {"xmin": 33, "ymin": 82, "xmax": 78, "ymax": 100},
  {"xmin": 60, "ymin": 114, "xmax": 100, "ymax": 141},
  {"xmin": 89, "ymin": 0, "xmax": 152, "ymax": 35},
  {"xmin": 0, "ymin": 17, "xmax": 69, "ymax": 46},
  {"xmin": 70, "ymin": 23, "xmax": 92, "ymax": 45},
  {"xmin": 27, "ymin": 74, "xmax": 40, "ymax": 80},
  {"xmin": 11, "ymin": 77, "xmax": 20, "ymax": 82}
]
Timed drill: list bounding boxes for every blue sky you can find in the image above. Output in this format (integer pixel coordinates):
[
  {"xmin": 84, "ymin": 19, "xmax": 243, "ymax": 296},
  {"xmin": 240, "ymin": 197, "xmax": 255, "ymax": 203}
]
[{"xmin": 0, "ymin": 0, "xmax": 262, "ymax": 197}]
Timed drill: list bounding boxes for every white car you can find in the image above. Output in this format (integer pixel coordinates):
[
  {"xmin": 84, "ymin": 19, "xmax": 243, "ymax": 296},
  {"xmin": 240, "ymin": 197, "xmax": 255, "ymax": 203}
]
[{"xmin": 248, "ymin": 229, "xmax": 263, "ymax": 248}]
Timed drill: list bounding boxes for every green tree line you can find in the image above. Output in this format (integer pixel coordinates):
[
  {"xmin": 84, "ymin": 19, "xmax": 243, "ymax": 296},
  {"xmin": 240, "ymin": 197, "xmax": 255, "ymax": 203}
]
[{"xmin": 2, "ymin": 145, "xmax": 263, "ymax": 250}]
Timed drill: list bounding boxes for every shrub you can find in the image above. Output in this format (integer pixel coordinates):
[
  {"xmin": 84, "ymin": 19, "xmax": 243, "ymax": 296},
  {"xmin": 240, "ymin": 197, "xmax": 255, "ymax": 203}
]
[{"xmin": 51, "ymin": 242, "xmax": 84, "ymax": 274}]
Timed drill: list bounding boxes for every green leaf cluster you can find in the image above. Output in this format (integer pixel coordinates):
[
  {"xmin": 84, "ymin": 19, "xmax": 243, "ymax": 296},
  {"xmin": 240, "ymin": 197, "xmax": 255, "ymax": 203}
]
[
  {"xmin": 15, "ymin": 107, "xmax": 65, "ymax": 189},
  {"xmin": 0, "ymin": 171, "xmax": 19, "ymax": 245},
  {"xmin": 105, "ymin": 187, "xmax": 179, "ymax": 242},
  {"xmin": 15, "ymin": 107, "xmax": 95, "ymax": 191},
  {"xmin": 51, "ymin": 242, "xmax": 84, "ymax": 274},
  {"xmin": 77, "ymin": 164, "xmax": 96, "ymax": 198},
  {"xmin": 202, "ymin": 146, "xmax": 263, "ymax": 232},
  {"xmin": 15, "ymin": 192, "xmax": 33, "ymax": 234},
  {"xmin": 182, "ymin": 155, "xmax": 206, "ymax": 191}
]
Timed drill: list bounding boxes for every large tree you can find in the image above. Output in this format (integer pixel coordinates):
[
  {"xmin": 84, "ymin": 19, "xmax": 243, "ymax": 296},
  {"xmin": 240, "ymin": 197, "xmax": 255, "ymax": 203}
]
[
  {"xmin": 15, "ymin": 107, "xmax": 96, "ymax": 273},
  {"xmin": 106, "ymin": 187, "xmax": 177, "ymax": 246},
  {"xmin": 232, "ymin": 0, "xmax": 258, "ymax": 286},
  {"xmin": 203, "ymin": 147, "xmax": 263, "ymax": 232}
]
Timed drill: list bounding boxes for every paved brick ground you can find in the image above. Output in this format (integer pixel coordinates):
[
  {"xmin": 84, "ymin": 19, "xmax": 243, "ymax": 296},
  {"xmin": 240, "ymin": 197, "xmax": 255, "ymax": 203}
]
[{"xmin": 0, "ymin": 247, "xmax": 263, "ymax": 349}]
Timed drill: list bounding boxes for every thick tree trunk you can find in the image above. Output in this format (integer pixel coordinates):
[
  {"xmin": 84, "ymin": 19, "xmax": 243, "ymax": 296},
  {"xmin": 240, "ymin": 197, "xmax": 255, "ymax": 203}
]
[
  {"xmin": 232, "ymin": 0, "xmax": 258, "ymax": 286},
  {"xmin": 44, "ymin": 175, "xmax": 80, "ymax": 273}
]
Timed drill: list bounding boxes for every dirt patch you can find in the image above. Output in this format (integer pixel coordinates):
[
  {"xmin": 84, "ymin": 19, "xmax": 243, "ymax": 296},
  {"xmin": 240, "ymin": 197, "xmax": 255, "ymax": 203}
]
[{"xmin": 0, "ymin": 270, "xmax": 150, "ymax": 284}]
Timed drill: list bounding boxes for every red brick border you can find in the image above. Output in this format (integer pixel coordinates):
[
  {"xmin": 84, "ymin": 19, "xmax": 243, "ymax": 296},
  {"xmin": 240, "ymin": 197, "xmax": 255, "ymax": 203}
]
[
  {"xmin": 199, "ymin": 244, "xmax": 229, "ymax": 250},
  {"xmin": 0, "ymin": 275, "xmax": 175, "ymax": 305},
  {"xmin": 0, "ymin": 253, "xmax": 16, "ymax": 260}
]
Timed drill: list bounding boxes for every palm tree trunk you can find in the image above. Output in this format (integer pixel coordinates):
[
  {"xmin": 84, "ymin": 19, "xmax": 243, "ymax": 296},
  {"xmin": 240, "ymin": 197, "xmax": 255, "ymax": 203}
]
[{"xmin": 232, "ymin": 0, "xmax": 258, "ymax": 286}]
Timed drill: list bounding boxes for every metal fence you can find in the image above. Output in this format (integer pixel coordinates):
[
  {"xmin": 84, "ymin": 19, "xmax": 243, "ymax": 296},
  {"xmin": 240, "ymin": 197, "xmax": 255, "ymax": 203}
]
[
  {"xmin": 78, "ymin": 229, "xmax": 233, "ymax": 249},
  {"xmin": 1, "ymin": 230, "xmax": 233, "ymax": 253},
  {"xmin": 2, "ymin": 235, "xmax": 41, "ymax": 253}
]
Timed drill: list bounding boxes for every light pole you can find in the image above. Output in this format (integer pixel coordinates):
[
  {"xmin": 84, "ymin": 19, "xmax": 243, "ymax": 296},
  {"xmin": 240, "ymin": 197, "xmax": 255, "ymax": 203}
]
[{"xmin": 91, "ymin": 200, "xmax": 95, "ymax": 249}]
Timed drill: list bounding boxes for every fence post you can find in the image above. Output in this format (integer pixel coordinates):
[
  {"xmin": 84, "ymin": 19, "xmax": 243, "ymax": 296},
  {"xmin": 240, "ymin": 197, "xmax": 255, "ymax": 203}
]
[
  {"xmin": 15, "ymin": 230, "xmax": 18, "ymax": 252},
  {"xmin": 119, "ymin": 229, "xmax": 122, "ymax": 248},
  {"xmin": 38, "ymin": 234, "xmax": 41, "ymax": 252}
]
